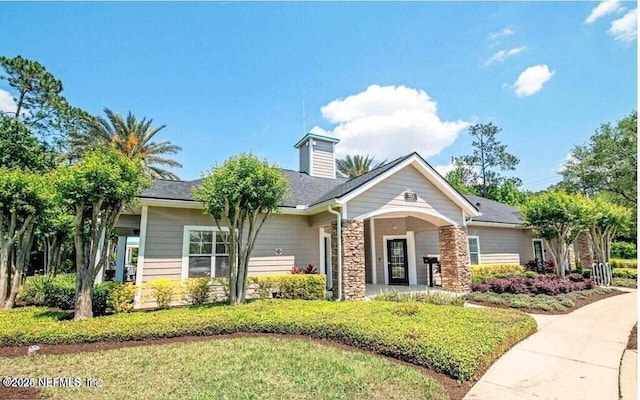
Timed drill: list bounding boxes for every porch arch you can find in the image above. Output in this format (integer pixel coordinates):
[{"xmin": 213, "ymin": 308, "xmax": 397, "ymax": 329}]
[{"xmin": 352, "ymin": 206, "xmax": 460, "ymax": 227}]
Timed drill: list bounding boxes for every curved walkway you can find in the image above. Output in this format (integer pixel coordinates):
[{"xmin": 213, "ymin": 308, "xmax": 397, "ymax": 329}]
[{"xmin": 465, "ymin": 289, "xmax": 637, "ymax": 400}]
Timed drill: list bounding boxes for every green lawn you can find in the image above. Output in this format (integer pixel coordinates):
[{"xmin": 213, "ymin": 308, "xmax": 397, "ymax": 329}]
[
  {"xmin": 0, "ymin": 337, "xmax": 449, "ymax": 400},
  {"xmin": 0, "ymin": 300, "xmax": 536, "ymax": 381}
]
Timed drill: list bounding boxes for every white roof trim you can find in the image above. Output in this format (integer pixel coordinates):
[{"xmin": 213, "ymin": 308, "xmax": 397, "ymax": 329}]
[
  {"xmin": 352, "ymin": 206, "xmax": 459, "ymax": 227},
  {"xmin": 467, "ymin": 221, "xmax": 527, "ymax": 229},
  {"xmin": 338, "ymin": 154, "xmax": 481, "ymax": 217},
  {"xmin": 138, "ymin": 197, "xmax": 339, "ymax": 215}
]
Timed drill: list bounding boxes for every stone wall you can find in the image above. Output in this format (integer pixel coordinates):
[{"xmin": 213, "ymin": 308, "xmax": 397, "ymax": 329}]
[
  {"xmin": 331, "ymin": 220, "xmax": 366, "ymax": 300},
  {"xmin": 438, "ymin": 225, "xmax": 471, "ymax": 292}
]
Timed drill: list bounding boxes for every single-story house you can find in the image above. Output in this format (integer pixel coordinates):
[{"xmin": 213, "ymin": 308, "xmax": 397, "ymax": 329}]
[{"xmin": 110, "ymin": 126, "xmax": 553, "ymax": 306}]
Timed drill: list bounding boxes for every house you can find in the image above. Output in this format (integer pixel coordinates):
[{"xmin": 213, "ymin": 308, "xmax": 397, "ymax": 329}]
[{"xmin": 110, "ymin": 126, "xmax": 546, "ymax": 306}]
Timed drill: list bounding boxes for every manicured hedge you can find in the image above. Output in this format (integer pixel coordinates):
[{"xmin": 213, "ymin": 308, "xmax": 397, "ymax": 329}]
[
  {"xmin": 471, "ymin": 264, "xmax": 527, "ymax": 284},
  {"xmin": 0, "ymin": 301, "xmax": 536, "ymax": 381},
  {"xmin": 611, "ymin": 268, "xmax": 638, "ymax": 279},
  {"xmin": 610, "ymin": 259, "xmax": 637, "ymax": 269},
  {"xmin": 249, "ymin": 274, "xmax": 326, "ymax": 300},
  {"xmin": 472, "ymin": 274, "xmax": 596, "ymax": 295},
  {"xmin": 18, "ymin": 274, "xmax": 118, "ymax": 315}
]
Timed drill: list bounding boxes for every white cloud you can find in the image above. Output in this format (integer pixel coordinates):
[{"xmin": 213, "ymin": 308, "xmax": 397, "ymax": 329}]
[
  {"xmin": 321, "ymin": 85, "xmax": 469, "ymax": 160},
  {"xmin": 0, "ymin": 89, "xmax": 16, "ymax": 114},
  {"xmin": 488, "ymin": 27, "xmax": 515, "ymax": 42},
  {"xmin": 483, "ymin": 47, "xmax": 527, "ymax": 66},
  {"xmin": 433, "ymin": 163, "xmax": 456, "ymax": 177},
  {"xmin": 511, "ymin": 65, "xmax": 555, "ymax": 97},
  {"xmin": 609, "ymin": 8, "xmax": 637, "ymax": 42},
  {"xmin": 585, "ymin": 0, "xmax": 621, "ymax": 24}
]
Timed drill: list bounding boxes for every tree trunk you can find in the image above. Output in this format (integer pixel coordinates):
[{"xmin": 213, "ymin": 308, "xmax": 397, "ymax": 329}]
[
  {"xmin": 0, "ymin": 246, "xmax": 11, "ymax": 306},
  {"xmin": 5, "ymin": 223, "xmax": 35, "ymax": 308},
  {"xmin": 75, "ymin": 266, "xmax": 93, "ymax": 319}
]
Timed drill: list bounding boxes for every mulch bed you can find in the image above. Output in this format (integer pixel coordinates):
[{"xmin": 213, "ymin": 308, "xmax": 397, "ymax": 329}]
[
  {"xmin": 467, "ymin": 289, "xmax": 624, "ymax": 315},
  {"xmin": 627, "ymin": 323, "xmax": 637, "ymax": 350},
  {"xmin": 0, "ymin": 332, "xmax": 474, "ymax": 400}
]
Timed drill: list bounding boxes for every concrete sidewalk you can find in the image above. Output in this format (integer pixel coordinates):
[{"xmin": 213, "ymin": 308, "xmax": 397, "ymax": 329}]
[{"xmin": 464, "ymin": 290, "xmax": 637, "ymax": 400}]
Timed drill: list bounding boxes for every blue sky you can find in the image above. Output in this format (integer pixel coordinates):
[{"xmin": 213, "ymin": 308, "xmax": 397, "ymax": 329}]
[{"xmin": 0, "ymin": 2, "xmax": 636, "ymax": 191}]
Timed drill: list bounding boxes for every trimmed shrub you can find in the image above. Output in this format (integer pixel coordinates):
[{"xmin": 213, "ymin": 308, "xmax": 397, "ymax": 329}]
[
  {"xmin": 610, "ymin": 259, "xmax": 638, "ymax": 269},
  {"xmin": 108, "ymin": 283, "xmax": 137, "ymax": 313},
  {"xmin": 278, "ymin": 274, "xmax": 325, "ymax": 300},
  {"xmin": 472, "ymin": 275, "xmax": 595, "ymax": 296},
  {"xmin": 183, "ymin": 278, "xmax": 211, "ymax": 305},
  {"xmin": 471, "ymin": 264, "xmax": 524, "ymax": 276},
  {"xmin": 0, "ymin": 300, "xmax": 536, "ymax": 381},
  {"xmin": 250, "ymin": 274, "xmax": 326, "ymax": 300},
  {"xmin": 19, "ymin": 274, "xmax": 117, "ymax": 315},
  {"xmin": 611, "ymin": 241, "xmax": 637, "ymax": 259},
  {"xmin": 18, "ymin": 275, "xmax": 52, "ymax": 305},
  {"xmin": 146, "ymin": 278, "xmax": 181, "ymax": 309},
  {"xmin": 611, "ymin": 268, "xmax": 637, "ymax": 279}
]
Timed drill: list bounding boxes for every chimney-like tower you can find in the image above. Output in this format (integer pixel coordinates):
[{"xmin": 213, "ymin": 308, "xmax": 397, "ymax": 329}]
[{"xmin": 293, "ymin": 126, "xmax": 340, "ymax": 179}]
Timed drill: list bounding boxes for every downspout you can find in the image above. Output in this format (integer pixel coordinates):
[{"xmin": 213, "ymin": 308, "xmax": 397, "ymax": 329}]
[{"xmin": 327, "ymin": 205, "xmax": 342, "ymax": 301}]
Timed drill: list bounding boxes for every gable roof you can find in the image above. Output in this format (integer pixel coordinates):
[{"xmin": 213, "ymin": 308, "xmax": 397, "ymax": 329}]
[
  {"xmin": 463, "ymin": 194, "xmax": 524, "ymax": 225},
  {"xmin": 138, "ymin": 170, "xmax": 349, "ymax": 208},
  {"xmin": 140, "ymin": 153, "xmax": 530, "ymax": 222},
  {"xmin": 311, "ymin": 153, "xmax": 413, "ymax": 205}
]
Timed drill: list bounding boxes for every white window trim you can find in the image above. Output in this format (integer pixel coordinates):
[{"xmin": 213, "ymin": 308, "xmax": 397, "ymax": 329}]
[
  {"xmin": 382, "ymin": 234, "xmax": 417, "ymax": 285},
  {"xmin": 468, "ymin": 235, "xmax": 481, "ymax": 265},
  {"xmin": 181, "ymin": 225, "xmax": 230, "ymax": 280},
  {"xmin": 532, "ymin": 239, "xmax": 545, "ymax": 262}
]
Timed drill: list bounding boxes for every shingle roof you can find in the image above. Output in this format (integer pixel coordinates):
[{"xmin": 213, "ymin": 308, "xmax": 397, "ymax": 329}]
[
  {"xmin": 138, "ymin": 170, "xmax": 349, "ymax": 208},
  {"xmin": 138, "ymin": 156, "xmax": 521, "ymax": 225},
  {"xmin": 463, "ymin": 194, "xmax": 524, "ymax": 225}
]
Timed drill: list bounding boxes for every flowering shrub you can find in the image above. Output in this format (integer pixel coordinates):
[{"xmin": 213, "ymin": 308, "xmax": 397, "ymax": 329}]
[
  {"xmin": 291, "ymin": 264, "xmax": 318, "ymax": 274},
  {"xmin": 472, "ymin": 275, "xmax": 595, "ymax": 295}
]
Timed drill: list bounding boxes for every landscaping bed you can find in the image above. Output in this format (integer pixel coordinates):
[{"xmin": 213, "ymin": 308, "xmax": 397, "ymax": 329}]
[
  {"xmin": 467, "ymin": 273, "xmax": 623, "ymax": 314},
  {"xmin": 466, "ymin": 287, "xmax": 621, "ymax": 314},
  {"xmin": 0, "ymin": 300, "xmax": 536, "ymax": 382}
]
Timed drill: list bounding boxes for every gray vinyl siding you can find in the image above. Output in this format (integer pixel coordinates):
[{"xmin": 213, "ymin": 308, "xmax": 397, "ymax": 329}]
[
  {"xmin": 465, "ymin": 225, "xmax": 535, "ymax": 265},
  {"xmin": 414, "ymin": 229, "xmax": 440, "ymax": 284},
  {"xmin": 347, "ymin": 165, "xmax": 463, "ymax": 225},
  {"xmin": 299, "ymin": 142, "xmax": 310, "ymax": 174},
  {"xmin": 311, "ymin": 140, "xmax": 335, "ymax": 179},
  {"xmin": 142, "ymin": 207, "xmax": 319, "ymax": 283},
  {"xmin": 309, "ymin": 211, "xmax": 336, "ymax": 227}
]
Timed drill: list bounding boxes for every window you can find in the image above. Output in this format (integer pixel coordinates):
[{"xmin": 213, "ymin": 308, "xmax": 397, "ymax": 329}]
[
  {"xmin": 468, "ymin": 236, "xmax": 480, "ymax": 265},
  {"xmin": 183, "ymin": 226, "xmax": 230, "ymax": 279}
]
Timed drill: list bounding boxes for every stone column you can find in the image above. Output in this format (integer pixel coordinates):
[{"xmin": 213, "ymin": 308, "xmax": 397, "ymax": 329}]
[
  {"xmin": 567, "ymin": 243, "xmax": 577, "ymax": 271},
  {"xmin": 438, "ymin": 225, "xmax": 471, "ymax": 292},
  {"xmin": 331, "ymin": 220, "xmax": 366, "ymax": 300},
  {"xmin": 576, "ymin": 231, "xmax": 593, "ymax": 269}
]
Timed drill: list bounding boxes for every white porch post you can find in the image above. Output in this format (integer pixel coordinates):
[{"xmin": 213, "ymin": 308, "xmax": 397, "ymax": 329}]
[
  {"xmin": 407, "ymin": 231, "xmax": 417, "ymax": 285},
  {"xmin": 115, "ymin": 235, "xmax": 127, "ymax": 282},
  {"xmin": 370, "ymin": 217, "xmax": 377, "ymax": 284}
]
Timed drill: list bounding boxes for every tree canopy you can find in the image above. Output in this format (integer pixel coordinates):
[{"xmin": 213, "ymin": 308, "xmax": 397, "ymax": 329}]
[
  {"xmin": 0, "ymin": 55, "xmax": 89, "ymax": 145},
  {"xmin": 193, "ymin": 153, "xmax": 289, "ymax": 304},
  {"xmin": 336, "ymin": 154, "xmax": 386, "ymax": 178},
  {"xmin": 445, "ymin": 123, "xmax": 524, "ymax": 204},
  {"xmin": 560, "ymin": 111, "xmax": 637, "ymax": 208},
  {"xmin": 56, "ymin": 148, "xmax": 150, "ymax": 318},
  {"xmin": 520, "ymin": 190, "xmax": 592, "ymax": 277}
]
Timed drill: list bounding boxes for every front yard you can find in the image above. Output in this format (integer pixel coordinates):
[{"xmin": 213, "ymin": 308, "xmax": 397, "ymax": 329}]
[
  {"xmin": 0, "ymin": 336, "xmax": 450, "ymax": 400},
  {"xmin": 0, "ymin": 300, "xmax": 536, "ymax": 383}
]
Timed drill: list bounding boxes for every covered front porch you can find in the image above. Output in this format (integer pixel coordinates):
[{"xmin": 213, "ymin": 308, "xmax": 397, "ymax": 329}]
[{"xmin": 316, "ymin": 206, "xmax": 473, "ymax": 300}]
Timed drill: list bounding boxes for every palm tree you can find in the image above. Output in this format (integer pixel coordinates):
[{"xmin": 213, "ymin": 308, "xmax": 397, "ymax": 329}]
[
  {"xmin": 336, "ymin": 154, "xmax": 386, "ymax": 178},
  {"xmin": 69, "ymin": 108, "xmax": 182, "ymax": 180}
]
